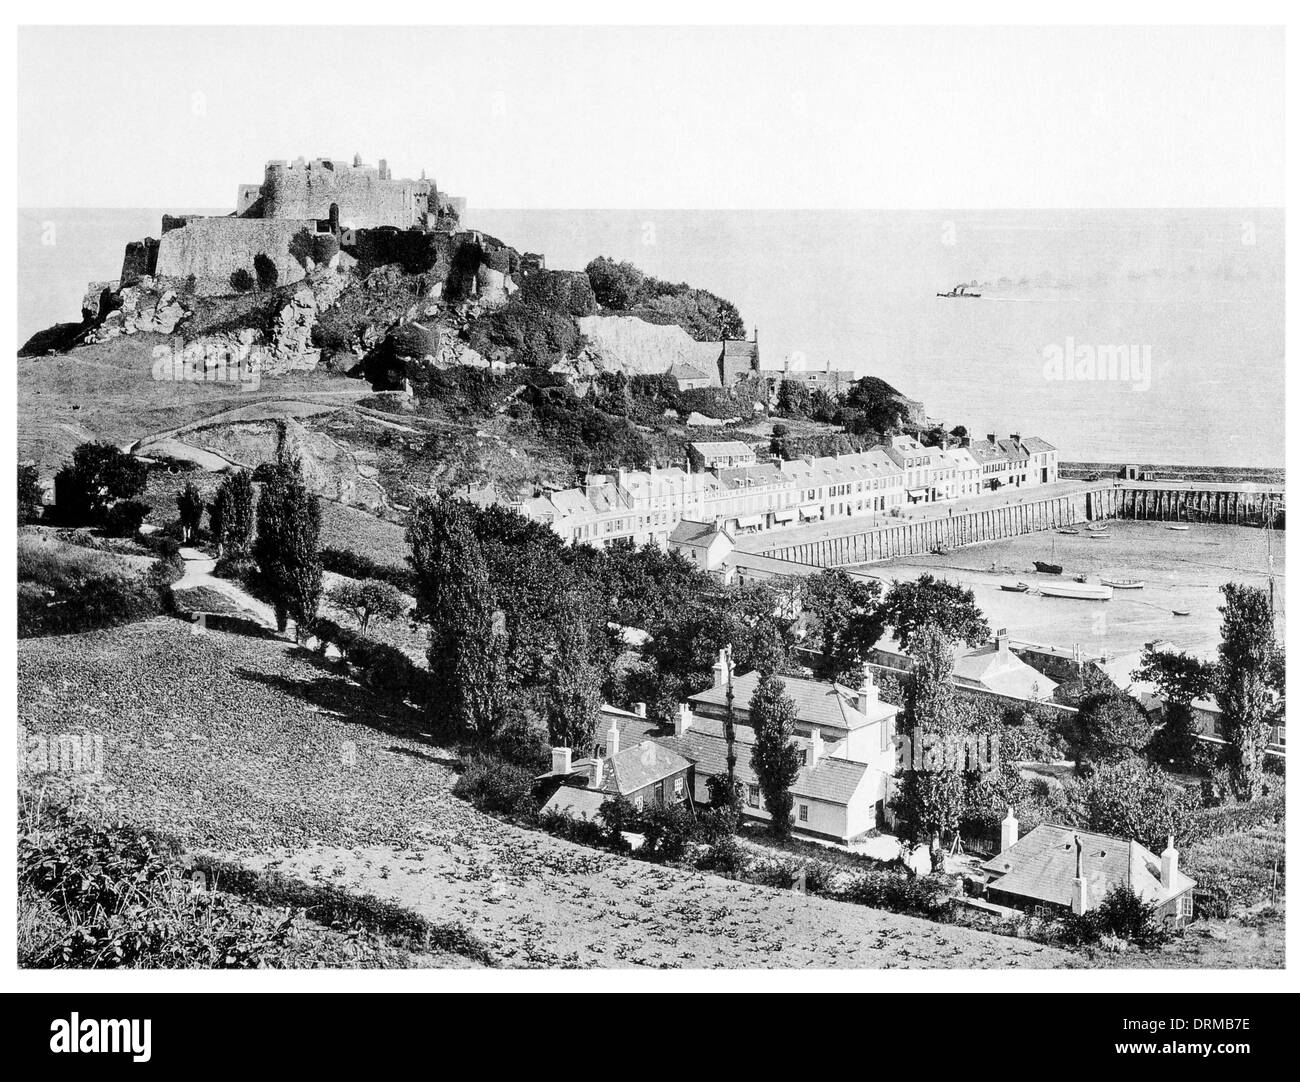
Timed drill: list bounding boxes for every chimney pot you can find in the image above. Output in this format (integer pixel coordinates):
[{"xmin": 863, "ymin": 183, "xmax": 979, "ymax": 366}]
[
  {"xmin": 591, "ymin": 758, "xmax": 604, "ymax": 789},
  {"xmin": 1000, "ymin": 806, "xmax": 1019, "ymax": 852},
  {"xmin": 1161, "ymin": 836, "xmax": 1179, "ymax": 891},
  {"xmin": 551, "ymin": 747, "xmax": 572, "ymax": 776},
  {"xmin": 634, "ymin": 701, "xmax": 647, "ymax": 718},
  {"xmin": 807, "ymin": 728, "xmax": 823, "ymax": 767}
]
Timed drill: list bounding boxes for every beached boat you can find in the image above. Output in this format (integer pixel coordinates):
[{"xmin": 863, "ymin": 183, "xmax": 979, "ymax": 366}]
[
  {"xmin": 1039, "ymin": 581, "xmax": 1113, "ymax": 601},
  {"xmin": 1090, "ymin": 533, "xmax": 1111, "ymax": 540},
  {"xmin": 1172, "ymin": 608, "xmax": 1191, "ymax": 616},
  {"xmin": 1033, "ymin": 561, "xmax": 1063, "ymax": 575},
  {"xmin": 1057, "ymin": 528, "xmax": 1079, "ymax": 535},
  {"xmin": 1100, "ymin": 578, "xmax": 1145, "ymax": 589},
  {"xmin": 1166, "ymin": 524, "xmax": 1191, "ymax": 531},
  {"xmin": 1086, "ymin": 523, "xmax": 1110, "ymax": 532},
  {"xmin": 1000, "ymin": 582, "xmax": 1030, "ymax": 593}
]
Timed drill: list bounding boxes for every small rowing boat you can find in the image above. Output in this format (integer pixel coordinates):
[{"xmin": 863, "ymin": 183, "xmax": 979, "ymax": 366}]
[
  {"xmin": 1166, "ymin": 524, "xmax": 1191, "ymax": 531},
  {"xmin": 1057, "ymin": 528, "xmax": 1079, "ymax": 535},
  {"xmin": 1101, "ymin": 578, "xmax": 1145, "ymax": 589},
  {"xmin": 1034, "ymin": 561, "xmax": 1063, "ymax": 575},
  {"xmin": 1039, "ymin": 581, "xmax": 1113, "ymax": 601},
  {"xmin": 1000, "ymin": 582, "xmax": 1030, "ymax": 593},
  {"xmin": 1172, "ymin": 608, "xmax": 1191, "ymax": 616}
]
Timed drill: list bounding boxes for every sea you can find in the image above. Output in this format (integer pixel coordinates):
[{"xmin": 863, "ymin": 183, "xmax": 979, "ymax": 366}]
[
  {"xmin": 864, "ymin": 519, "xmax": 1284, "ymax": 662},
  {"xmin": 17, "ymin": 206, "xmax": 1284, "ymax": 469}
]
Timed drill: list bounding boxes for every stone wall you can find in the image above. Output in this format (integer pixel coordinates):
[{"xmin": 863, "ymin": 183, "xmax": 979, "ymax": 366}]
[
  {"xmin": 258, "ymin": 159, "xmax": 433, "ymax": 229},
  {"xmin": 154, "ymin": 217, "xmax": 318, "ymax": 294}
]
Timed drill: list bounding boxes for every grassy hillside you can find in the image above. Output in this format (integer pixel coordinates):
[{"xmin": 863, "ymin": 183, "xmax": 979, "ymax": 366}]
[{"xmin": 19, "ymin": 619, "xmax": 1089, "ymax": 968}]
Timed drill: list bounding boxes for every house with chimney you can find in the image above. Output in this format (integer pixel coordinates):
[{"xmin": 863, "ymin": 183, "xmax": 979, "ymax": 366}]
[
  {"xmin": 537, "ymin": 712, "xmax": 696, "ymax": 824},
  {"xmin": 981, "ymin": 810, "xmax": 1196, "ymax": 923},
  {"xmin": 667, "ymin": 519, "xmax": 736, "ymax": 581},
  {"xmin": 951, "ymin": 629, "xmax": 1059, "ymax": 702},
  {"xmin": 650, "ymin": 648, "xmax": 900, "ymax": 841}
]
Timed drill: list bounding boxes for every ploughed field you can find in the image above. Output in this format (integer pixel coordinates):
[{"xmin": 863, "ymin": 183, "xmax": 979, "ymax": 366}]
[{"xmin": 18, "ymin": 619, "xmax": 1083, "ymax": 969}]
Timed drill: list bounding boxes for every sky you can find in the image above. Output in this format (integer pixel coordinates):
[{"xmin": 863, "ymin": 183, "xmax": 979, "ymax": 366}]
[{"xmin": 16, "ymin": 25, "xmax": 1285, "ymax": 210}]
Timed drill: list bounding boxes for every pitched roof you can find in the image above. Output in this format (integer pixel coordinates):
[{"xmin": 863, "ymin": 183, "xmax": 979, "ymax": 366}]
[
  {"xmin": 668, "ymin": 518, "xmax": 733, "ymax": 548},
  {"xmin": 596, "ymin": 706, "xmax": 666, "ymax": 750},
  {"xmin": 540, "ymin": 785, "xmax": 607, "ymax": 822},
  {"xmin": 951, "ymin": 642, "xmax": 1058, "ymax": 700},
  {"xmin": 666, "ymin": 360, "xmax": 714, "ymax": 383},
  {"xmin": 688, "ymin": 670, "xmax": 895, "ymax": 731},
  {"xmin": 654, "ymin": 722, "xmax": 873, "ymax": 806},
  {"xmin": 1020, "ymin": 436, "xmax": 1056, "ymax": 453},
  {"xmin": 690, "ymin": 440, "xmax": 754, "ymax": 457},
  {"xmin": 602, "ymin": 740, "xmax": 693, "ymax": 795},
  {"xmin": 980, "ymin": 825, "xmax": 1195, "ymax": 908},
  {"xmin": 967, "ymin": 439, "xmax": 1009, "ymax": 465},
  {"xmin": 998, "ymin": 438, "xmax": 1030, "ymax": 462}
]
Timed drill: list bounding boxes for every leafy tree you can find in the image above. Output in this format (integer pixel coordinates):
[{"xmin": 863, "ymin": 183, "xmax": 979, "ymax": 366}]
[
  {"xmin": 542, "ymin": 604, "xmax": 603, "ymax": 752},
  {"xmin": 842, "ymin": 376, "xmax": 909, "ymax": 436},
  {"xmin": 894, "ymin": 625, "xmax": 968, "ymax": 870},
  {"xmin": 407, "ymin": 495, "xmax": 510, "ymax": 742},
  {"xmin": 253, "ymin": 253, "xmax": 279, "ymax": 291},
  {"xmin": 209, "ymin": 470, "xmax": 256, "ymax": 559},
  {"xmin": 229, "ymin": 268, "xmax": 255, "ymax": 293},
  {"xmin": 749, "ymin": 674, "xmax": 801, "ymax": 839},
  {"xmin": 101, "ymin": 499, "xmax": 150, "ymax": 537},
  {"xmin": 1067, "ymin": 757, "xmax": 1195, "ymax": 850},
  {"xmin": 17, "ymin": 464, "xmax": 43, "ymax": 525},
  {"xmin": 1075, "ymin": 691, "xmax": 1155, "ymax": 765},
  {"xmin": 884, "ymin": 574, "xmax": 990, "ymax": 652},
  {"xmin": 585, "ymin": 256, "xmax": 645, "ymax": 310},
  {"xmin": 252, "ymin": 458, "xmax": 322, "ymax": 638},
  {"xmin": 800, "ymin": 569, "xmax": 886, "ymax": 682},
  {"xmin": 176, "ymin": 481, "xmax": 204, "ymax": 543},
  {"xmin": 1216, "ymin": 583, "xmax": 1280, "ymax": 800},
  {"xmin": 1136, "ymin": 646, "xmax": 1217, "ymax": 770},
  {"xmin": 53, "ymin": 442, "xmax": 147, "ymax": 527},
  {"xmin": 327, "ymin": 578, "xmax": 407, "ymax": 634}
]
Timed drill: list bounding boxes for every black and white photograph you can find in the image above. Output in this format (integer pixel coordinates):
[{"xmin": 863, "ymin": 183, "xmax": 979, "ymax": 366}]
[{"xmin": 6, "ymin": 8, "xmax": 1294, "ymax": 1055}]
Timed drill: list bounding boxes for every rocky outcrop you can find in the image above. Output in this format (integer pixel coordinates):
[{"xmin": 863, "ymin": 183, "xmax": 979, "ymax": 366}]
[
  {"xmin": 261, "ymin": 286, "xmax": 320, "ymax": 375},
  {"xmin": 577, "ymin": 314, "xmax": 721, "ymax": 382},
  {"xmin": 82, "ymin": 280, "xmax": 189, "ymax": 343}
]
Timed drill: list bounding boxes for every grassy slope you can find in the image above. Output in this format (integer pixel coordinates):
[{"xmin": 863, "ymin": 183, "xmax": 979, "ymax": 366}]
[
  {"xmin": 17, "ymin": 336, "xmax": 369, "ymax": 473},
  {"xmin": 19, "ymin": 619, "xmax": 1085, "ymax": 969}
]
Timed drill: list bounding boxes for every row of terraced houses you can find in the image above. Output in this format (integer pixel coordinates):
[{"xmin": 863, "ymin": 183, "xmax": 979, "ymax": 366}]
[{"xmin": 462, "ymin": 431, "xmax": 1057, "ymax": 549}]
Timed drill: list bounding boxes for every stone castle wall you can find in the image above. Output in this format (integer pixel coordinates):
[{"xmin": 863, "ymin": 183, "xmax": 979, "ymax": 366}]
[
  {"xmin": 253, "ymin": 158, "xmax": 433, "ymax": 229},
  {"xmin": 154, "ymin": 218, "xmax": 316, "ymax": 293}
]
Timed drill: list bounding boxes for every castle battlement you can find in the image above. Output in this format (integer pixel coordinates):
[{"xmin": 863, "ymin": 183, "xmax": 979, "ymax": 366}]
[{"xmin": 237, "ymin": 153, "xmax": 461, "ymax": 231}]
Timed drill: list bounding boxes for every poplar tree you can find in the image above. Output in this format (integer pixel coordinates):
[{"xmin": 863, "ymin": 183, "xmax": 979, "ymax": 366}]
[
  {"xmin": 253, "ymin": 458, "xmax": 321, "ymax": 637},
  {"xmin": 407, "ymin": 494, "xmax": 509, "ymax": 742},
  {"xmin": 1216, "ymin": 583, "xmax": 1279, "ymax": 800},
  {"xmin": 176, "ymin": 481, "xmax": 204, "ymax": 542},
  {"xmin": 749, "ymin": 673, "xmax": 801, "ymax": 838},
  {"xmin": 895, "ymin": 624, "xmax": 966, "ymax": 872},
  {"xmin": 210, "ymin": 470, "xmax": 255, "ymax": 559}
]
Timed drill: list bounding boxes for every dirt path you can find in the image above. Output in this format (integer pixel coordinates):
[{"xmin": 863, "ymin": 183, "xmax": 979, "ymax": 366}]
[{"xmin": 175, "ymin": 547, "xmax": 279, "ymax": 630}]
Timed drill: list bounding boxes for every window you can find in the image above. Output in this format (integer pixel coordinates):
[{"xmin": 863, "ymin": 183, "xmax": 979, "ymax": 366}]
[
  {"xmin": 634, "ymin": 795, "xmax": 643, "ymax": 811},
  {"xmin": 654, "ymin": 781, "xmax": 665, "ymax": 805},
  {"xmin": 747, "ymin": 784, "xmax": 760, "ymax": 808},
  {"xmin": 674, "ymin": 777, "xmax": 685, "ymax": 801},
  {"xmin": 798, "ymin": 804, "xmax": 809, "ymax": 823}
]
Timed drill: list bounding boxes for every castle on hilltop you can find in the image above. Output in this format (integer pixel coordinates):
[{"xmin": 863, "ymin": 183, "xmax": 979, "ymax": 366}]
[
  {"xmin": 235, "ymin": 153, "xmax": 465, "ymax": 231},
  {"xmin": 120, "ymin": 154, "xmax": 474, "ymax": 296}
]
